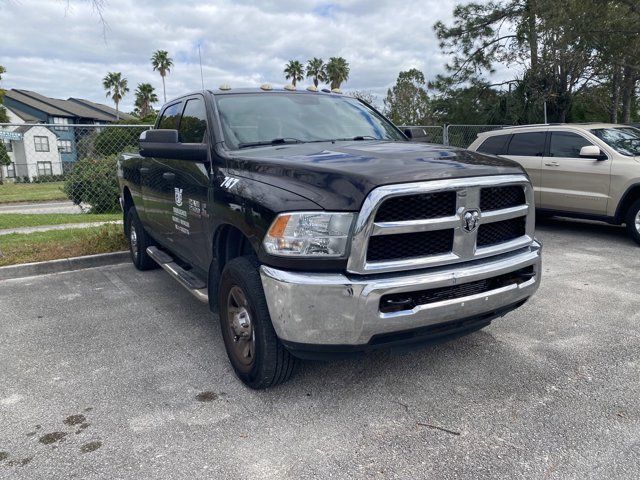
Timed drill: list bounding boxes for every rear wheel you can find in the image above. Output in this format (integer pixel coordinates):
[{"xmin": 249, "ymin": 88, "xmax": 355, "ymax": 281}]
[
  {"xmin": 626, "ymin": 199, "xmax": 640, "ymax": 246},
  {"xmin": 218, "ymin": 256, "xmax": 297, "ymax": 389},
  {"xmin": 126, "ymin": 207, "xmax": 158, "ymax": 270}
]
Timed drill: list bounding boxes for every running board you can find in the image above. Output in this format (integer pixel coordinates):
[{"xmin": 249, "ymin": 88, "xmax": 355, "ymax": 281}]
[{"xmin": 146, "ymin": 246, "xmax": 209, "ymax": 304}]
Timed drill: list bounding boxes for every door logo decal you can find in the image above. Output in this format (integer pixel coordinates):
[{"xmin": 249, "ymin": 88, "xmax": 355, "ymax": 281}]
[
  {"xmin": 174, "ymin": 187, "xmax": 183, "ymax": 206},
  {"xmin": 463, "ymin": 210, "xmax": 480, "ymax": 233}
]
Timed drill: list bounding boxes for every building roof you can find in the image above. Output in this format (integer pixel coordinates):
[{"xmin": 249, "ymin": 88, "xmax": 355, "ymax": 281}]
[
  {"xmin": 4, "ymin": 89, "xmax": 134, "ymax": 123},
  {"xmin": 68, "ymin": 98, "xmax": 134, "ymax": 121},
  {"xmin": 5, "ymin": 89, "xmax": 72, "ymax": 117}
]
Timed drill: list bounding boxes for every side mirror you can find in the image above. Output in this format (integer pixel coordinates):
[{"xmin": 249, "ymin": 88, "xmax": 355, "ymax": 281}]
[
  {"xmin": 403, "ymin": 128, "xmax": 413, "ymax": 139},
  {"xmin": 579, "ymin": 145, "xmax": 606, "ymax": 160},
  {"xmin": 139, "ymin": 129, "xmax": 208, "ymax": 162}
]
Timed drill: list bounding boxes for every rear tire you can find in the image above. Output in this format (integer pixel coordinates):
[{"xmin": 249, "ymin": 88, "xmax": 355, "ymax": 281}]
[
  {"xmin": 126, "ymin": 207, "xmax": 158, "ymax": 270},
  {"xmin": 218, "ymin": 256, "xmax": 297, "ymax": 389},
  {"xmin": 625, "ymin": 199, "xmax": 640, "ymax": 246}
]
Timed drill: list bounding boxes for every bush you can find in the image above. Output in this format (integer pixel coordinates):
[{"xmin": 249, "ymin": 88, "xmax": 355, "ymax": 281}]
[
  {"xmin": 33, "ymin": 174, "xmax": 66, "ymax": 183},
  {"xmin": 63, "ymin": 155, "xmax": 120, "ymax": 213},
  {"xmin": 94, "ymin": 122, "xmax": 147, "ymax": 156}
]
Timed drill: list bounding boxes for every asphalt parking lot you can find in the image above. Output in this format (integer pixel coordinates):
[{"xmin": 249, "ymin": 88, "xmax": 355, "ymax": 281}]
[{"xmin": 1, "ymin": 218, "xmax": 639, "ymax": 479}]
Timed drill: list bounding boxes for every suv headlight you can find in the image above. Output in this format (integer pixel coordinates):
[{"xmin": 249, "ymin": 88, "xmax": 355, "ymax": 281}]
[{"xmin": 263, "ymin": 212, "xmax": 355, "ymax": 257}]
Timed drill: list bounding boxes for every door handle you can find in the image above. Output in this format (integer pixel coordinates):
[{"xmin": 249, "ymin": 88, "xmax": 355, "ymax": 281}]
[
  {"xmin": 544, "ymin": 161, "xmax": 559, "ymax": 167},
  {"xmin": 162, "ymin": 172, "xmax": 176, "ymax": 181},
  {"xmin": 139, "ymin": 167, "xmax": 149, "ymax": 174}
]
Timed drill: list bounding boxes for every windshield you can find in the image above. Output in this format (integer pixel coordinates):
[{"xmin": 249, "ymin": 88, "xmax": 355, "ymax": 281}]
[
  {"xmin": 590, "ymin": 127, "xmax": 640, "ymax": 156},
  {"xmin": 214, "ymin": 92, "xmax": 405, "ymax": 149}
]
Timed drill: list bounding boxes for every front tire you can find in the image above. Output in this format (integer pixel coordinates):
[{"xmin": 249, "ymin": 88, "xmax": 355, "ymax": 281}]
[
  {"xmin": 218, "ymin": 256, "xmax": 297, "ymax": 389},
  {"xmin": 126, "ymin": 207, "xmax": 158, "ymax": 270},
  {"xmin": 626, "ymin": 199, "xmax": 640, "ymax": 246}
]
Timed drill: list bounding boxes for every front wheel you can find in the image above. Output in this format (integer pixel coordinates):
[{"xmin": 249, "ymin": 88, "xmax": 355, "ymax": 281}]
[
  {"xmin": 626, "ymin": 199, "xmax": 640, "ymax": 246},
  {"xmin": 218, "ymin": 256, "xmax": 297, "ymax": 389},
  {"xmin": 126, "ymin": 207, "xmax": 158, "ymax": 270}
]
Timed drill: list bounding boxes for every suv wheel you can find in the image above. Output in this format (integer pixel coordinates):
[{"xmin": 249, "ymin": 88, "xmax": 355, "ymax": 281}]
[
  {"xmin": 126, "ymin": 207, "xmax": 158, "ymax": 270},
  {"xmin": 218, "ymin": 256, "xmax": 297, "ymax": 389},
  {"xmin": 626, "ymin": 199, "xmax": 640, "ymax": 246}
]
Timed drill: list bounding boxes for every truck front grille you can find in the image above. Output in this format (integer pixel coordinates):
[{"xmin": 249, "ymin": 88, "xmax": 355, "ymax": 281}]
[
  {"xmin": 367, "ymin": 230, "xmax": 454, "ymax": 261},
  {"xmin": 379, "ymin": 266, "xmax": 534, "ymax": 313},
  {"xmin": 477, "ymin": 217, "xmax": 526, "ymax": 247},
  {"xmin": 374, "ymin": 191, "xmax": 456, "ymax": 222},
  {"xmin": 347, "ymin": 175, "xmax": 535, "ymax": 274},
  {"xmin": 480, "ymin": 186, "xmax": 525, "ymax": 211}
]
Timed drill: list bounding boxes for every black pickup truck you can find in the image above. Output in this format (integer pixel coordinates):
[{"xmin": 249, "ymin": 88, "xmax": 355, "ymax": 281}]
[{"xmin": 118, "ymin": 87, "xmax": 542, "ymax": 388}]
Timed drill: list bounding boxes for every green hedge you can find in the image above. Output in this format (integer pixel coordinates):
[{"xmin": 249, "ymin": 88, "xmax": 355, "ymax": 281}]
[{"xmin": 63, "ymin": 155, "xmax": 120, "ymax": 213}]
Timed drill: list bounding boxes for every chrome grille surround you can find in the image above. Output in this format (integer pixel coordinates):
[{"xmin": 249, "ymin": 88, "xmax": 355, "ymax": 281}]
[{"xmin": 347, "ymin": 174, "xmax": 535, "ymax": 274}]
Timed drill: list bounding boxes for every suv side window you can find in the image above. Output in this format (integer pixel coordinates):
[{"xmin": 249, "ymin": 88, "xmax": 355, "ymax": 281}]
[
  {"xmin": 549, "ymin": 131, "xmax": 592, "ymax": 158},
  {"xmin": 157, "ymin": 102, "xmax": 182, "ymax": 130},
  {"xmin": 179, "ymin": 98, "xmax": 208, "ymax": 143},
  {"xmin": 506, "ymin": 132, "xmax": 546, "ymax": 156},
  {"xmin": 478, "ymin": 134, "xmax": 511, "ymax": 155}
]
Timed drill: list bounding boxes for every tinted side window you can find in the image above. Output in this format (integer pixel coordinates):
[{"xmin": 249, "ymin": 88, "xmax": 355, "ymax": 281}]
[
  {"xmin": 157, "ymin": 102, "xmax": 182, "ymax": 130},
  {"xmin": 507, "ymin": 132, "xmax": 546, "ymax": 156},
  {"xmin": 179, "ymin": 98, "xmax": 207, "ymax": 143},
  {"xmin": 549, "ymin": 131, "xmax": 592, "ymax": 157},
  {"xmin": 478, "ymin": 135, "xmax": 511, "ymax": 155}
]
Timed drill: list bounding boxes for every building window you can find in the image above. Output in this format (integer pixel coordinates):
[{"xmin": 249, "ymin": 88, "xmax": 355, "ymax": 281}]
[
  {"xmin": 34, "ymin": 136, "xmax": 50, "ymax": 152},
  {"xmin": 37, "ymin": 161, "xmax": 53, "ymax": 176},
  {"xmin": 6, "ymin": 162, "xmax": 15, "ymax": 178},
  {"xmin": 52, "ymin": 117, "xmax": 70, "ymax": 131},
  {"xmin": 2, "ymin": 139, "xmax": 12, "ymax": 152},
  {"xmin": 57, "ymin": 139, "xmax": 72, "ymax": 153}
]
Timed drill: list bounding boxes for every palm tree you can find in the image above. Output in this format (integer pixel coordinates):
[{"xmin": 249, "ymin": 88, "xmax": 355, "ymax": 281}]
[
  {"xmin": 284, "ymin": 60, "xmax": 304, "ymax": 87},
  {"xmin": 305, "ymin": 58, "xmax": 327, "ymax": 88},
  {"xmin": 102, "ymin": 72, "xmax": 129, "ymax": 120},
  {"xmin": 326, "ymin": 57, "xmax": 350, "ymax": 90},
  {"xmin": 134, "ymin": 83, "xmax": 159, "ymax": 118},
  {"xmin": 151, "ymin": 50, "xmax": 174, "ymax": 103}
]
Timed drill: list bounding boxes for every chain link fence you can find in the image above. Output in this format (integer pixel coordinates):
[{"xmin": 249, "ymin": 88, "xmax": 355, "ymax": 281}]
[
  {"xmin": 444, "ymin": 124, "xmax": 507, "ymax": 148},
  {"xmin": 398, "ymin": 125, "xmax": 445, "ymax": 144},
  {"xmin": 398, "ymin": 124, "xmax": 507, "ymax": 147},
  {"xmin": 0, "ymin": 124, "xmax": 150, "ymax": 213}
]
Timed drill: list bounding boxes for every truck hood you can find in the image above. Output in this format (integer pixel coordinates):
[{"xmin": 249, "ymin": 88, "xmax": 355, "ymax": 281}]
[{"xmin": 226, "ymin": 141, "xmax": 526, "ymax": 211}]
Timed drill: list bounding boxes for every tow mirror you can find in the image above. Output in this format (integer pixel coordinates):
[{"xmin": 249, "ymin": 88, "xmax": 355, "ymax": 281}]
[
  {"xmin": 139, "ymin": 129, "xmax": 208, "ymax": 162},
  {"xmin": 579, "ymin": 145, "xmax": 606, "ymax": 160}
]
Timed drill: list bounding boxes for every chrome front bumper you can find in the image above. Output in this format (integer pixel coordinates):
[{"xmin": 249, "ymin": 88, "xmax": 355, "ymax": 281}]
[{"xmin": 260, "ymin": 241, "xmax": 541, "ymax": 346}]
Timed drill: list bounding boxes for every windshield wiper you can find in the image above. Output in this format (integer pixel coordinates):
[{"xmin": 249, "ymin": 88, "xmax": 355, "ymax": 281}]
[
  {"xmin": 308, "ymin": 136, "xmax": 380, "ymax": 143},
  {"xmin": 335, "ymin": 135, "xmax": 379, "ymax": 141},
  {"xmin": 238, "ymin": 138, "xmax": 304, "ymax": 149}
]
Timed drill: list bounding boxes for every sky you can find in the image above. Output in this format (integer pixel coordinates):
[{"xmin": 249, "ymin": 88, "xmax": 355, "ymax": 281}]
[{"xmin": 0, "ymin": 0, "xmax": 462, "ymax": 112}]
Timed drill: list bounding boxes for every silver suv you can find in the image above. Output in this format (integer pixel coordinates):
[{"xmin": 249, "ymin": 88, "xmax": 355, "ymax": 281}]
[{"xmin": 468, "ymin": 124, "xmax": 640, "ymax": 245}]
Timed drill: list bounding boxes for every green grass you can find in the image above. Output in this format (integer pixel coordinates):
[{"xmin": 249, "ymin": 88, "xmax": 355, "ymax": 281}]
[
  {"xmin": 0, "ymin": 213, "xmax": 121, "ymax": 230},
  {"xmin": 0, "ymin": 182, "xmax": 68, "ymax": 203},
  {"xmin": 0, "ymin": 224, "xmax": 128, "ymax": 266}
]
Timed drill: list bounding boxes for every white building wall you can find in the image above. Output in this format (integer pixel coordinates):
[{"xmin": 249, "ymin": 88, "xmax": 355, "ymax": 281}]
[
  {"xmin": 2, "ymin": 108, "xmax": 62, "ymax": 179},
  {"xmin": 22, "ymin": 128, "xmax": 62, "ymax": 178}
]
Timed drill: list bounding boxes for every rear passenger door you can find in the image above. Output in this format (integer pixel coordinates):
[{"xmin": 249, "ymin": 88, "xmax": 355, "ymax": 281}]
[
  {"xmin": 502, "ymin": 131, "xmax": 546, "ymax": 206},
  {"xmin": 540, "ymin": 131, "xmax": 611, "ymax": 215}
]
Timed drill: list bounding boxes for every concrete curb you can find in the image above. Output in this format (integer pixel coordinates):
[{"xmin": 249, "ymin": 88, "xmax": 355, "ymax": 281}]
[{"xmin": 0, "ymin": 251, "xmax": 130, "ymax": 281}]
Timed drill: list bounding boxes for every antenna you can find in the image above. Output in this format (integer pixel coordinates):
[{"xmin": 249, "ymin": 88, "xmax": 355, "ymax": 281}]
[{"xmin": 198, "ymin": 44, "xmax": 205, "ymax": 90}]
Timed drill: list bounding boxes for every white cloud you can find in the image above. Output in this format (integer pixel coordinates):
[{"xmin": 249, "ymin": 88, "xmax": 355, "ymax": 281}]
[{"xmin": 1, "ymin": 0, "xmax": 466, "ymax": 112}]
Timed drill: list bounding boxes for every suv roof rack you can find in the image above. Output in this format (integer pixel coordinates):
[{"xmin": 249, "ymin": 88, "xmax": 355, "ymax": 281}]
[{"xmin": 500, "ymin": 123, "xmax": 565, "ymax": 129}]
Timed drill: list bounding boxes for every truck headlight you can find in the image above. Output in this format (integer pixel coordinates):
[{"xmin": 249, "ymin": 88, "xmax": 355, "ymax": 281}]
[{"xmin": 263, "ymin": 212, "xmax": 355, "ymax": 257}]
